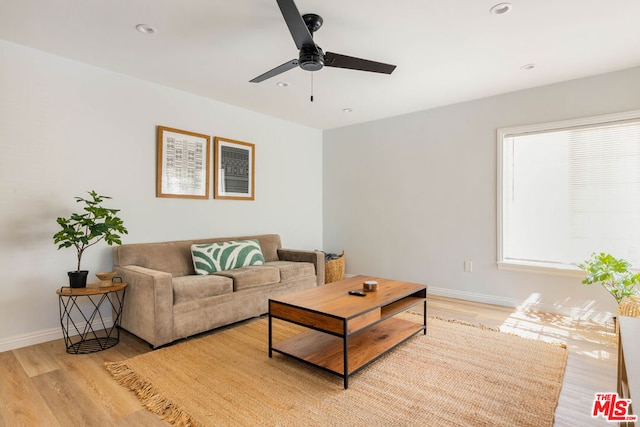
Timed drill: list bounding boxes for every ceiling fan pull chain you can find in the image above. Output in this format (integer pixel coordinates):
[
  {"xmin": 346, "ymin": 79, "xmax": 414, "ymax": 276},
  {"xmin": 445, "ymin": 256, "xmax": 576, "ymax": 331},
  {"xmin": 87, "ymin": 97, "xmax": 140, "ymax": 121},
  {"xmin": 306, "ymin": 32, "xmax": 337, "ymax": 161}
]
[{"xmin": 310, "ymin": 73, "xmax": 314, "ymax": 102}]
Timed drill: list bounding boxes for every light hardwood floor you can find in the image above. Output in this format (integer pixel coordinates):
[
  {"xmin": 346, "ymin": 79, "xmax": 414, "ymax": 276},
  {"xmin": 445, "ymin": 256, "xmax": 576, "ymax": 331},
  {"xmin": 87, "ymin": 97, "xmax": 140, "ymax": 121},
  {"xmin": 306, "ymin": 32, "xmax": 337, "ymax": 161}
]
[{"xmin": 0, "ymin": 295, "xmax": 618, "ymax": 426}]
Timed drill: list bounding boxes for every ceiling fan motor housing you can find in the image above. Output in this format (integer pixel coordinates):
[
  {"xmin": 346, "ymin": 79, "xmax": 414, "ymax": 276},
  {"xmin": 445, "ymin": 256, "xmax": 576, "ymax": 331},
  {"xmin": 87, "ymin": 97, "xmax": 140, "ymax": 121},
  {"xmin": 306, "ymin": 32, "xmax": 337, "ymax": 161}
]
[{"xmin": 299, "ymin": 45, "xmax": 324, "ymax": 71}]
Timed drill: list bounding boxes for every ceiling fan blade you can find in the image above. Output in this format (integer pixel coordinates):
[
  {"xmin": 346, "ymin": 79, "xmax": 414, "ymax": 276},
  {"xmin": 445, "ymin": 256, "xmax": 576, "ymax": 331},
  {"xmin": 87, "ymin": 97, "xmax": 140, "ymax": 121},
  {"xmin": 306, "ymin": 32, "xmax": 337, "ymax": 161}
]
[
  {"xmin": 249, "ymin": 59, "xmax": 299, "ymax": 83},
  {"xmin": 276, "ymin": 0, "xmax": 316, "ymax": 50},
  {"xmin": 324, "ymin": 52, "xmax": 396, "ymax": 75}
]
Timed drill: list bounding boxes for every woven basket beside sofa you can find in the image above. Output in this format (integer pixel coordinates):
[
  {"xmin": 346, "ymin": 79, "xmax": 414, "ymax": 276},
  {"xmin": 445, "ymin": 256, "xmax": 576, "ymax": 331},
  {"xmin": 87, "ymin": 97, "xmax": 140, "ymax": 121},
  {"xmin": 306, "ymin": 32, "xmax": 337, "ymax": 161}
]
[{"xmin": 325, "ymin": 251, "xmax": 345, "ymax": 284}]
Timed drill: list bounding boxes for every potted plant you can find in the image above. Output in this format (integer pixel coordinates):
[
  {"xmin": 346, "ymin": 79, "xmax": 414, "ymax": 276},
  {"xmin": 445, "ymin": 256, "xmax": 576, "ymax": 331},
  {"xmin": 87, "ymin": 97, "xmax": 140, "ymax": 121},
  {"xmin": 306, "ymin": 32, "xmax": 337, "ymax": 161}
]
[
  {"xmin": 578, "ymin": 252, "xmax": 640, "ymax": 304},
  {"xmin": 53, "ymin": 191, "xmax": 128, "ymax": 288}
]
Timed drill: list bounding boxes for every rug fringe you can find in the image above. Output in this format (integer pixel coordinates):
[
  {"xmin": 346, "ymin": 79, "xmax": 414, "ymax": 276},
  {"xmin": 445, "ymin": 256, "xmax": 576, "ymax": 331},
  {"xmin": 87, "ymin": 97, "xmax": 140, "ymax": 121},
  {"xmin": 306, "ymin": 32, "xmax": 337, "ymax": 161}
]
[{"xmin": 105, "ymin": 361, "xmax": 200, "ymax": 427}]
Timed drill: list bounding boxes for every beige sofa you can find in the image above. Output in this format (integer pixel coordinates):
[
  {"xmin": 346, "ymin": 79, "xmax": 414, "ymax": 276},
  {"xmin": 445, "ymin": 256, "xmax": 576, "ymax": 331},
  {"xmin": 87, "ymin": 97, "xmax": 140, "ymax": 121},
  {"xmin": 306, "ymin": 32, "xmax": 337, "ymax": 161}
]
[{"xmin": 112, "ymin": 234, "xmax": 323, "ymax": 348}]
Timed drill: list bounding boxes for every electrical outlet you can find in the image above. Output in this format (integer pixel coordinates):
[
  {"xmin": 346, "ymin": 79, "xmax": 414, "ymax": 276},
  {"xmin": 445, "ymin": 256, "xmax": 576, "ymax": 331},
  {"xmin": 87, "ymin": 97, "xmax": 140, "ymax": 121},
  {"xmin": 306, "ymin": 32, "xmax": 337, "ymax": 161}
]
[{"xmin": 464, "ymin": 261, "xmax": 472, "ymax": 272}]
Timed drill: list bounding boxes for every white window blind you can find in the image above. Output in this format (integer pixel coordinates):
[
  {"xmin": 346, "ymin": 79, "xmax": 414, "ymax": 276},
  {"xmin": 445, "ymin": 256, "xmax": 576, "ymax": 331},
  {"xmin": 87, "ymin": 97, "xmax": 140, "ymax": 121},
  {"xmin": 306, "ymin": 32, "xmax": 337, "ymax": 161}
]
[{"xmin": 498, "ymin": 110, "xmax": 640, "ymax": 272}]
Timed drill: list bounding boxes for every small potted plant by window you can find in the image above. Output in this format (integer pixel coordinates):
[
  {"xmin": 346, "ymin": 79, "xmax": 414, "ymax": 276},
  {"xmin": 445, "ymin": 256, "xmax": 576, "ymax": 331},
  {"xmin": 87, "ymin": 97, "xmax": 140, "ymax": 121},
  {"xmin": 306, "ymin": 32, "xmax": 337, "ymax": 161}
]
[
  {"xmin": 578, "ymin": 253, "xmax": 640, "ymax": 304},
  {"xmin": 53, "ymin": 191, "xmax": 128, "ymax": 288}
]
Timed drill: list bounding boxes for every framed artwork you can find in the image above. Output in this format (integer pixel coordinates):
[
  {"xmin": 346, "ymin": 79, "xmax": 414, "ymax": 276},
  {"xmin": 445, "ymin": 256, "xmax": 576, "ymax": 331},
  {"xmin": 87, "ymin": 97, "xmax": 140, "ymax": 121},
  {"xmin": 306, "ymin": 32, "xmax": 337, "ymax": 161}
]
[
  {"xmin": 156, "ymin": 126, "xmax": 210, "ymax": 199},
  {"xmin": 214, "ymin": 137, "xmax": 255, "ymax": 200}
]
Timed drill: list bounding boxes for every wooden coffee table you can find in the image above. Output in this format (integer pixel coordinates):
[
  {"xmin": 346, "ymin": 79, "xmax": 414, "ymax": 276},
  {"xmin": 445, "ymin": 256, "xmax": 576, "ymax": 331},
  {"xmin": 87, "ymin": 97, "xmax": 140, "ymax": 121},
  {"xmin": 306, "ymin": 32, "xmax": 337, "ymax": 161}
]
[{"xmin": 268, "ymin": 275, "xmax": 426, "ymax": 388}]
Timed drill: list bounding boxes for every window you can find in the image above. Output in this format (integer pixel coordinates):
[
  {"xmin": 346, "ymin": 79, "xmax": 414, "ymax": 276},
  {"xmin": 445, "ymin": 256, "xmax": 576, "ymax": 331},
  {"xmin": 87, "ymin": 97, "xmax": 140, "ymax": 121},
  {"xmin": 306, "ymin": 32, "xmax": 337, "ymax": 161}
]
[{"xmin": 497, "ymin": 110, "xmax": 640, "ymax": 273}]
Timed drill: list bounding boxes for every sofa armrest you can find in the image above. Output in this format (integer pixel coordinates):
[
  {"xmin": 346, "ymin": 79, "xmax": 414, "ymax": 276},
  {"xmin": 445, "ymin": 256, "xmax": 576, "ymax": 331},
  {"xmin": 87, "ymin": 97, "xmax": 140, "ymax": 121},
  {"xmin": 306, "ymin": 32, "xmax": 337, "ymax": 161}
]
[
  {"xmin": 277, "ymin": 248, "xmax": 325, "ymax": 286},
  {"xmin": 113, "ymin": 265, "xmax": 174, "ymax": 348}
]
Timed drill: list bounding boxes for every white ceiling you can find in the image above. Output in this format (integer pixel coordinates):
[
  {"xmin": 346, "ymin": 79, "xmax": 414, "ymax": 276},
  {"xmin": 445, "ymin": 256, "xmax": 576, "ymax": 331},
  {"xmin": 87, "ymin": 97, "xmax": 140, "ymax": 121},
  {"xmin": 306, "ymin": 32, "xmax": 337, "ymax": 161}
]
[{"xmin": 1, "ymin": 0, "xmax": 640, "ymax": 130}]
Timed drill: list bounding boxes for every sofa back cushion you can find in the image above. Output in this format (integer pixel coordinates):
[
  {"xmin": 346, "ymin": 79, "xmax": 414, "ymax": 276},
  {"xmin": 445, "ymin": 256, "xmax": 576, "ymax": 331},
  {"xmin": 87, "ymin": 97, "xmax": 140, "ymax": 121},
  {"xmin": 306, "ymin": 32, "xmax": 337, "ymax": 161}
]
[
  {"xmin": 191, "ymin": 240, "xmax": 265, "ymax": 275},
  {"xmin": 113, "ymin": 240, "xmax": 195, "ymax": 277},
  {"xmin": 113, "ymin": 234, "xmax": 282, "ymax": 277}
]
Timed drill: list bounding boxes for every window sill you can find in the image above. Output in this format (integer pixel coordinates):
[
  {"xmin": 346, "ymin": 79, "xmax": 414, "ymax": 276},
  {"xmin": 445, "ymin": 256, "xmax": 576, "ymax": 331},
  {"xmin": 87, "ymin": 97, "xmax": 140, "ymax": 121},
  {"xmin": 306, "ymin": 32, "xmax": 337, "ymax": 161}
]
[{"xmin": 497, "ymin": 260, "xmax": 585, "ymax": 278}]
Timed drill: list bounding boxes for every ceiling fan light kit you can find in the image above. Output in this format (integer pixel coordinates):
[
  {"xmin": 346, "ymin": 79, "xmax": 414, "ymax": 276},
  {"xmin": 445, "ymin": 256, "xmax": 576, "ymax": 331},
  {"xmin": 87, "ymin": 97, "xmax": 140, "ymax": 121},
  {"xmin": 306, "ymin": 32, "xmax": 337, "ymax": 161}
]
[
  {"xmin": 299, "ymin": 44, "xmax": 324, "ymax": 72},
  {"xmin": 250, "ymin": 0, "xmax": 396, "ymax": 87}
]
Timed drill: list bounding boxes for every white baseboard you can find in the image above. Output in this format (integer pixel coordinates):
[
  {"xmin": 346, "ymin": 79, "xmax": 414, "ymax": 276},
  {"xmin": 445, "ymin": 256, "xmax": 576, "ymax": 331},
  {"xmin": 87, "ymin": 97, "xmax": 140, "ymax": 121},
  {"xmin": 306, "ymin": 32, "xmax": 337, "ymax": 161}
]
[
  {"xmin": 0, "ymin": 317, "xmax": 114, "ymax": 353},
  {"xmin": 428, "ymin": 286, "xmax": 518, "ymax": 308},
  {"xmin": 427, "ymin": 286, "xmax": 613, "ymax": 319}
]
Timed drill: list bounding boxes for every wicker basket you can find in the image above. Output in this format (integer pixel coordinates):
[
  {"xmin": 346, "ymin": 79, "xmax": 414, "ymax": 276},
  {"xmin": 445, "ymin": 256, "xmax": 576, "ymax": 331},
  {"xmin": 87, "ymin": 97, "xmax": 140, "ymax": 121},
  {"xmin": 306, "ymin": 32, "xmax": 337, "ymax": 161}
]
[
  {"xmin": 618, "ymin": 296, "xmax": 640, "ymax": 318},
  {"xmin": 616, "ymin": 296, "xmax": 640, "ymax": 334},
  {"xmin": 324, "ymin": 251, "xmax": 345, "ymax": 284}
]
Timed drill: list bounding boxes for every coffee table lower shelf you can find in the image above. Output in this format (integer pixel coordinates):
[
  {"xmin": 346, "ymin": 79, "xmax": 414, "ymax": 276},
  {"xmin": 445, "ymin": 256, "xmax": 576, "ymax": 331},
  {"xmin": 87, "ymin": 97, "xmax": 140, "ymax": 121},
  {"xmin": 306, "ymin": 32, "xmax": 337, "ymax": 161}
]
[{"xmin": 271, "ymin": 317, "xmax": 424, "ymax": 386}]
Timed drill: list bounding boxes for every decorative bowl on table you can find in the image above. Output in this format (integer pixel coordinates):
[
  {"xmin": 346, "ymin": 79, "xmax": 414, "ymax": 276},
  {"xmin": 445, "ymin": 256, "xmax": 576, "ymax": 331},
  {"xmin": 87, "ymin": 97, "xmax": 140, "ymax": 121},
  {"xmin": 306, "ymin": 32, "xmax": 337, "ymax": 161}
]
[{"xmin": 95, "ymin": 271, "xmax": 117, "ymax": 287}]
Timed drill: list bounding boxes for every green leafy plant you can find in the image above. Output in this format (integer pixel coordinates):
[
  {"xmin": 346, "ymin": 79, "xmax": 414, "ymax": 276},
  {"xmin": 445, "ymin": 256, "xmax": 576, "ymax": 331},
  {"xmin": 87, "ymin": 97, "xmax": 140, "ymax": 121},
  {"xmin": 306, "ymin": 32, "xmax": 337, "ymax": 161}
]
[
  {"xmin": 578, "ymin": 253, "xmax": 640, "ymax": 303},
  {"xmin": 53, "ymin": 191, "xmax": 128, "ymax": 271}
]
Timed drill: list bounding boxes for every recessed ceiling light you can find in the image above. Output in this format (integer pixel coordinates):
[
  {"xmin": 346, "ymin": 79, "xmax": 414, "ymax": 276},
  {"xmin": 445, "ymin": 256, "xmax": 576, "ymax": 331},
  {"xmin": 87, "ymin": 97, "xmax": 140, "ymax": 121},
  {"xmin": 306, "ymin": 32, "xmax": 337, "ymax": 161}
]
[
  {"xmin": 136, "ymin": 24, "xmax": 157, "ymax": 34},
  {"xmin": 276, "ymin": 82, "xmax": 289, "ymax": 88},
  {"xmin": 520, "ymin": 63, "xmax": 536, "ymax": 70},
  {"xmin": 342, "ymin": 108, "xmax": 353, "ymax": 113},
  {"xmin": 490, "ymin": 3, "xmax": 512, "ymax": 15}
]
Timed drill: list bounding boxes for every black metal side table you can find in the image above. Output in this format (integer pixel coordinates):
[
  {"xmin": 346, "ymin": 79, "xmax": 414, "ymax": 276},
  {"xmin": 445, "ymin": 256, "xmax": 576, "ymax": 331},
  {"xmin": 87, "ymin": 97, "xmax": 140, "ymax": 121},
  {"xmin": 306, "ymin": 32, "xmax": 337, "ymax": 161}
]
[{"xmin": 56, "ymin": 282, "xmax": 127, "ymax": 354}]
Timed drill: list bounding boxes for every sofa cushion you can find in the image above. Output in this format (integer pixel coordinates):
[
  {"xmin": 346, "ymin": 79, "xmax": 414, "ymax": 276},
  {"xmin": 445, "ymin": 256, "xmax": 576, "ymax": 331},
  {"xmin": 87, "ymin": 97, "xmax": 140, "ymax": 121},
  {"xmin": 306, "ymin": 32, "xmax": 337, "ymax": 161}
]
[
  {"xmin": 266, "ymin": 261, "xmax": 315, "ymax": 281},
  {"xmin": 172, "ymin": 275, "xmax": 233, "ymax": 305},
  {"xmin": 213, "ymin": 265, "xmax": 280, "ymax": 291},
  {"xmin": 191, "ymin": 239, "xmax": 265, "ymax": 275}
]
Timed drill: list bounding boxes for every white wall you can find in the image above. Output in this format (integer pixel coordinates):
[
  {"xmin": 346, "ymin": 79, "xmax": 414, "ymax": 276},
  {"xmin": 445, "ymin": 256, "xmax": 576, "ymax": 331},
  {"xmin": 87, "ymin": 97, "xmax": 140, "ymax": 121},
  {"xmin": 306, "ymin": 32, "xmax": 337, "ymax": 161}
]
[
  {"xmin": 0, "ymin": 40, "xmax": 323, "ymax": 351},
  {"xmin": 323, "ymin": 66, "xmax": 640, "ymax": 319}
]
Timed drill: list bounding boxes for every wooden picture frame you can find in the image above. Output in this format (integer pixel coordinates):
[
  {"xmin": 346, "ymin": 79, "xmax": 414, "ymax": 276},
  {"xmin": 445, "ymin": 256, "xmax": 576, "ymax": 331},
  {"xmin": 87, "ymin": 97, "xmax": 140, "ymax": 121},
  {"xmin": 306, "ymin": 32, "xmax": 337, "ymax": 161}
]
[
  {"xmin": 156, "ymin": 126, "xmax": 211, "ymax": 199},
  {"xmin": 214, "ymin": 137, "xmax": 255, "ymax": 200}
]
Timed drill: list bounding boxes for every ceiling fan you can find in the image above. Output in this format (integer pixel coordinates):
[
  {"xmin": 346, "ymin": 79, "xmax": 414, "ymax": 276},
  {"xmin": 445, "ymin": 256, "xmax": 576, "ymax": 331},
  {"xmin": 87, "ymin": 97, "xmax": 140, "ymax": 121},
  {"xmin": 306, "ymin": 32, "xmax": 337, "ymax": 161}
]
[{"xmin": 249, "ymin": 0, "xmax": 397, "ymax": 84}]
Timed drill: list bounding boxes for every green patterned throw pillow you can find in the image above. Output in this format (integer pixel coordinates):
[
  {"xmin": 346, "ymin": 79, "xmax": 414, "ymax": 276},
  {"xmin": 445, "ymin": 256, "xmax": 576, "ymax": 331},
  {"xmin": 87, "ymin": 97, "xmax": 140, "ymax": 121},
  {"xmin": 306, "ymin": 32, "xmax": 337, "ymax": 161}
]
[{"xmin": 191, "ymin": 239, "xmax": 265, "ymax": 275}]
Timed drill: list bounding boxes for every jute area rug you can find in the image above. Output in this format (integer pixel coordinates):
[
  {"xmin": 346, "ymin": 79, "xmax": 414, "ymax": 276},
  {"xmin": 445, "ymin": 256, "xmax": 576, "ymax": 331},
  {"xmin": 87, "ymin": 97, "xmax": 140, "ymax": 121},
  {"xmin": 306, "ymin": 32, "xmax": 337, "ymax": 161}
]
[{"xmin": 106, "ymin": 315, "xmax": 568, "ymax": 427}]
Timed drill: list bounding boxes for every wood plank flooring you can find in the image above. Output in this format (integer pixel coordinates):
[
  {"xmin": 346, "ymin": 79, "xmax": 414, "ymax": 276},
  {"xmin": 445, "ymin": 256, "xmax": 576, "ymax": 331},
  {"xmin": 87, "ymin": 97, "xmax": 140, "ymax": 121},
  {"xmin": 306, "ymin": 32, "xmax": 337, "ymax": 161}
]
[{"xmin": 0, "ymin": 295, "xmax": 618, "ymax": 426}]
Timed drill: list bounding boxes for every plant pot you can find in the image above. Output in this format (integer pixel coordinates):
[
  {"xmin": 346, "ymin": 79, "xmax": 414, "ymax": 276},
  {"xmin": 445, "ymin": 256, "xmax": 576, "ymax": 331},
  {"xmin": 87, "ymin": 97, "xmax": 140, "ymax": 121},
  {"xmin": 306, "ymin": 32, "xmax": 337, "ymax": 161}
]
[{"xmin": 68, "ymin": 270, "xmax": 89, "ymax": 288}]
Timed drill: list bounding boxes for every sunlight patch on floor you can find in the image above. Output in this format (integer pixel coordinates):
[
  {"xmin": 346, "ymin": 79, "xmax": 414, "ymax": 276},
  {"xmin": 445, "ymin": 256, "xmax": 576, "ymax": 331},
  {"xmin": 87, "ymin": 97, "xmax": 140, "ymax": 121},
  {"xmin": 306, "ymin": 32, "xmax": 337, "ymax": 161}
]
[{"xmin": 498, "ymin": 306, "xmax": 617, "ymax": 359}]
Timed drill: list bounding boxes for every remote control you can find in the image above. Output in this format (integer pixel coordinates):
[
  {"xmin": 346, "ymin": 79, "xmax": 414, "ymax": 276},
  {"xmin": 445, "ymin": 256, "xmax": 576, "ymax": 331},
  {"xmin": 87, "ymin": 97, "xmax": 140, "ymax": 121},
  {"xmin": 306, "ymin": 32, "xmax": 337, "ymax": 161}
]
[{"xmin": 348, "ymin": 290, "xmax": 366, "ymax": 297}]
